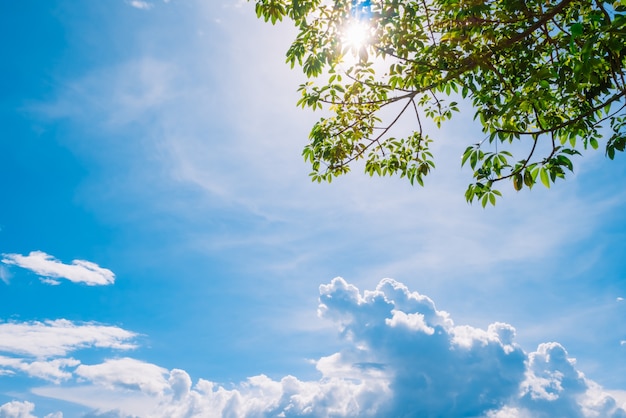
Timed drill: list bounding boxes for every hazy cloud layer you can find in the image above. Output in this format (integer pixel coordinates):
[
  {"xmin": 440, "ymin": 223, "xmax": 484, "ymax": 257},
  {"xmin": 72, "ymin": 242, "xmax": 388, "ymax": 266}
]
[
  {"xmin": 1, "ymin": 251, "xmax": 115, "ymax": 286},
  {"xmin": 6, "ymin": 278, "xmax": 622, "ymax": 417}
]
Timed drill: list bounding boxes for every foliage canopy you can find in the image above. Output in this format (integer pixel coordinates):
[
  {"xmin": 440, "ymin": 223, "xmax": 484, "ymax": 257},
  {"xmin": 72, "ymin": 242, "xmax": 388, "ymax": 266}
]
[{"xmin": 255, "ymin": 0, "xmax": 626, "ymax": 205}]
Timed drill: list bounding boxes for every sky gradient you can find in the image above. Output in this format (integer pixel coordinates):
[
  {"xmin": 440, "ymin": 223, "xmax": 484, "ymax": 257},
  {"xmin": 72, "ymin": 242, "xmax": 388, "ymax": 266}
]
[{"xmin": 1, "ymin": 1, "xmax": 626, "ymax": 417}]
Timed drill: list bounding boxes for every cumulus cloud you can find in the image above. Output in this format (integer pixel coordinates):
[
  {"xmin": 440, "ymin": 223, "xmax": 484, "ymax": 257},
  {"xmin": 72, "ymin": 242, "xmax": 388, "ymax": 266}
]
[
  {"xmin": 0, "ymin": 401, "xmax": 62, "ymax": 418},
  {"xmin": 20, "ymin": 278, "xmax": 625, "ymax": 417},
  {"xmin": 1, "ymin": 251, "xmax": 115, "ymax": 286},
  {"xmin": 519, "ymin": 343, "xmax": 626, "ymax": 417},
  {"xmin": 316, "ymin": 277, "xmax": 527, "ymax": 416},
  {"xmin": 0, "ymin": 401, "xmax": 37, "ymax": 418},
  {"xmin": 38, "ymin": 370, "xmax": 387, "ymax": 417}
]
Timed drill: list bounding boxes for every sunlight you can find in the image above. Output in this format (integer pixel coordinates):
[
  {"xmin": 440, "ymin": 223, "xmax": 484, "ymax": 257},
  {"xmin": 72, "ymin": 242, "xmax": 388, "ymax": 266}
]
[
  {"xmin": 339, "ymin": 0, "xmax": 374, "ymax": 59},
  {"xmin": 342, "ymin": 20, "xmax": 371, "ymax": 51}
]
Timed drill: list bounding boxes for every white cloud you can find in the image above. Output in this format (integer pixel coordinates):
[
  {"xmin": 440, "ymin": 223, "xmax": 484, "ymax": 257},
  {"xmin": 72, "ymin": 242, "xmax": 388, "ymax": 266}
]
[
  {"xmin": 0, "ymin": 401, "xmax": 62, "ymax": 418},
  {"xmin": 0, "ymin": 356, "xmax": 79, "ymax": 382},
  {"xmin": 1, "ymin": 251, "xmax": 115, "ymax": 286},
  {"xmin": 313, "ymin": 277, "xmax": 626, "ymax": 417},
  {"xmin": 39, "ymin": 278, "xmax": 61, "ymax": 286},
  {"xmin": 129, "ymin": 0, "xmax": 152, "ymax": 10},
  {"xmin": 37, "ymin": 371, "xmax": 388, "ymax": 417},
  {"xmin": 0, "ymin": 265, "xmax": 10, "ymax": 284},
  {"xmin": 0, "ymin": 401, "xmax": 36, "ymax": 418},
  {"xmin": 20, "ymin": 278, "xmax": 625, "ymax": 417},
  {"xmin": 315, "ymin": 277, "xmax": 526, "ymax": 416},
  {"xmin": 518, "ymin": 346, "xmax": 626, "ymax": 417},
  {"xmin": 0, "ymin": 319, "xmax": 137, "ymax": 358},
  {"xmin": 75, "ymin": 358, "xmax": 170, "ymax": 395},
  {"xmin": 386, "ymin": 310, "xmax": 438, "ymax": 335}
]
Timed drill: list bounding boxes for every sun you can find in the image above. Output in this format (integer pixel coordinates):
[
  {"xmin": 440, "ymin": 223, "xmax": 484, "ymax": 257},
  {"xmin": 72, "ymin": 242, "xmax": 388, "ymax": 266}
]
[{"xmin": 342, "ymin": 20, "xmax": 371, "ymax": 52}]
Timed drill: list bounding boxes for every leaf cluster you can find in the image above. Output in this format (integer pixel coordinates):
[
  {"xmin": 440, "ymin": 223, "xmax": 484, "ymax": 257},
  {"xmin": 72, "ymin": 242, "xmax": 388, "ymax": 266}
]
[{"xmin": 255, "ymin": 0, "xmax": 626, "ymax": 205}]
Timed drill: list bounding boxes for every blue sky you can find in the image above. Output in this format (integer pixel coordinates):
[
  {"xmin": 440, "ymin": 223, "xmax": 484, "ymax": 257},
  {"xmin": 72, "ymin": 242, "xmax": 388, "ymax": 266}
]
[{"xmin": 1, "ymin": 0, "xmax": 626, "ymax": 416}]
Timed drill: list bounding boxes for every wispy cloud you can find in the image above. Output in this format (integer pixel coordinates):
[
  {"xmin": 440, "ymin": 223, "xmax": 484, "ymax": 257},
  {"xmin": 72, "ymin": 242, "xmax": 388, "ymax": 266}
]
[
  {"xmin": 0, "ymin": 319, "xmax": 140, "ymax": 406},
  {"xmin": 128, "ymin": 0, "xmax": 152, "ymax": 10},
  {"xmin": 0, "ymin": 265, "xmax": 10, "ymax": 284},
  {"xmin": 26, "ymin": 7, "xmax": 619, "ymax": 292},
  {"xmin": 0, "ymin": 356, "xmax": 79, "ymax": 383},
  {"xmin": 1, "ymin": 251, "xmax": 115, "ymax": 286},
  {"xmin": 0, "ymin": 319, "xmax": 136, "ymax": 358},
  {"xmin": 29, "ymin": 57, "xmax": 179, "ymax": 128}
]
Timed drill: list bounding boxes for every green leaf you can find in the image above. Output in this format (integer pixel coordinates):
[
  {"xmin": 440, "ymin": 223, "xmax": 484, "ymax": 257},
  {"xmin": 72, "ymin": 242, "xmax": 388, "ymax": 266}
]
[
  {"xmin": 481, "ymin": 193, "xmax": 489, "ymax": 208},
  {"xmin": 461, "ymin": 146, "xmax": 474, "ymax": 167},
  {"xmin": 539, "ymin": 168, "xmax": 551, "ymax": 188},
  {"xmin": 556, "ymin": 155, "xmax": 573, "ymax": 171},
  {"xmin": 465, "ymin": 185, "xmax": 475, "ymax": 203},
  {"xmin": 570, "ymin": 23, "xmax": 584, "ymax": 38},
  {"xmin": 513, "ymin": 174, "xmax": 523, "ymax": 191},
  {"xmin": 607, "ymin": 145, "xmax": 616, "ymax": 159}
]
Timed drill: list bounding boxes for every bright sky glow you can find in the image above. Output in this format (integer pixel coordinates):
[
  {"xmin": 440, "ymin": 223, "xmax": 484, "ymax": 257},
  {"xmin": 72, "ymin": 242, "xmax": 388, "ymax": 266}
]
[{"xmin": 1, "ymin": 1, "xmax": 625, "ymax": 417}]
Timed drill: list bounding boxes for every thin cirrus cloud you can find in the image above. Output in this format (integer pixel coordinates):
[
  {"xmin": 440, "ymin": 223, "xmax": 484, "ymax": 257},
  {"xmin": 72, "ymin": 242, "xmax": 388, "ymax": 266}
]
[
  {"xmin": 10, "ymin": 278, "xmax": 625, "ymax": 417},
  {"xmin": 1, "ymin": 251, "xmax": 115, "ymax": 286}
]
